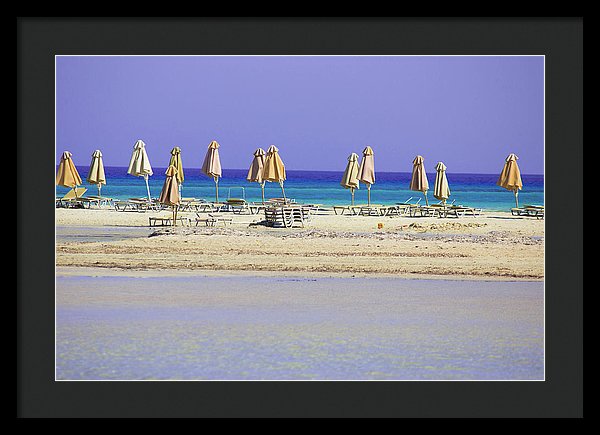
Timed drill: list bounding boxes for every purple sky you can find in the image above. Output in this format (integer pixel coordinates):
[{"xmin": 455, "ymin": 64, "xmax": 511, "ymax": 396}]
[{"xmin": 56, "ymin": 56, "xmax": 544, "ymax": 174}]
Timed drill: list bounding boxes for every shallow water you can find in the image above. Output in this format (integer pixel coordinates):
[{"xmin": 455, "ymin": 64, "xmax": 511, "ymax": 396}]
[
  {"xmin": 55, "ymin": 225, "xmax": 154, "ymax": 243},
  {"xmin": 56, "ymin": 275, "xmax": 544, "ymax": 380}
]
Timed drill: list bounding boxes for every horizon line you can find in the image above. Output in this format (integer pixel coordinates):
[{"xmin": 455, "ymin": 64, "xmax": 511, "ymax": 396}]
[{"xmin": 79, "ymin": 165, "xmax": 544, "ymax": 177}]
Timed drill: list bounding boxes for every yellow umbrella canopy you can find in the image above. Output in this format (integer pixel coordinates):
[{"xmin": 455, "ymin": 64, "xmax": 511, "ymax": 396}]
[
  {"xmin": 169, "ymin": 146, "xmax": 184, "ymax": 185},
  {"xmin": 201, "ymin": 140, "xmax": 222, "ymax": 203},
  {"xmin": 409, "ymin": 155, "xmax": 430, "ymax": 205},
  {"xmin": 247, "ymin": 148, "xmax": 266, "ymax": 203},
  {"xmin": 56, "ymin": 151, "xmax": 83, "ymax": 194},
  {"xmin": 433, "ymin": 161, "xmax": 450, "ymax": 204},
  {"xmin": 262, "ymin": 145, "xmax": 287, "ymax": 199},
  {"xmin": 341, "ymin": 152, "xmax": 360, "ymax": 205},
  {"xmin": 497, "ymin": 153, "xmax": 523, "ymax": 207},
  {"xmin": 87, "ymin": 150, "xmax": 106, "ymax": 196},
  {"xmin": 358, "ymin": 146, "xmax": 375, "ymax": 205},
  {"xmin": 127, "ymin": 139, "xmax": 153, "ymax": 201},
  {"xmin": 158, "ymin": 165, "xmax": 181, "ymax": 226}
]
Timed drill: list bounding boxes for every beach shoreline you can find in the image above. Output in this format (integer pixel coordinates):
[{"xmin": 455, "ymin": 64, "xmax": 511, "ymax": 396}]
[
  {"xmin": 55, "ymin": 208, "xmax": 544, "ymax": 281},
  {"xmin": 55, "ymin": 266, "xmax": 541, "ymax": 282}
]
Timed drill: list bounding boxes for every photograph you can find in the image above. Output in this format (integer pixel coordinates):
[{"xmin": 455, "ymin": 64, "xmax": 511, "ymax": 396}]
[{"xmin": 54, "ymin": 54, "xmax": 546, "ymax": 381}]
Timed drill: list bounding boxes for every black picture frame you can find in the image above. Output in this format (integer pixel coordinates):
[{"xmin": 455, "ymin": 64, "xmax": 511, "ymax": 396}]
[{"xmin": 18, "ymin": 17, "xmax": 583, "ymax": 418}]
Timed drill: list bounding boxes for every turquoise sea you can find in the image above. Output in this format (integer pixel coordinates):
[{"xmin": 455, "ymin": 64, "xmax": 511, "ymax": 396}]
[{"xmin": 57, "ymin": 166, "xmax": 544, "ymax": 212}]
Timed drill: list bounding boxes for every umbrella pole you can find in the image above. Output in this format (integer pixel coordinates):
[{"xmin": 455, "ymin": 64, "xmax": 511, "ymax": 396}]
[
  {"xmin": 214, "ymin": 177, "xmax": 219, "ymax": 203},
  {"xmin": 514, "ymin": 189, "xmax": 519, "ymax": 208},
  {"xmin": 97, "ymin": 184, "xmax": 102, "ymax": 197},
  {"xmin": 367, "ymin": 184, "xmax": 371, "ymax": 206},
  {"xmin": 351, "ymin": 187, "xmax": 355, "ymax": 206},
  {"xmin": 279, "ymin": 181, "xmax": 286, "ymax": 201},
  {"xmin": 261, "ymin": 182, "xmax": 265, "ymax": 204},
  {"xmin": 144, "ymin": 174, "xmax": 151, "ymax": 202},
  {"xmin": 424, "ymin": 191, "xmax": 429, "ymax": 206}
]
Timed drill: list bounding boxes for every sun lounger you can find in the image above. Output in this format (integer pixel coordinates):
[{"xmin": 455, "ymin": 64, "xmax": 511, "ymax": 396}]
[
  {"xmin": 264, "ymin": 205, "xmax": 311, "ymax": 228},
  {"xmin": 438, "ymin": 205, "xmax": 483, "ymax": 218},
  {"xmin": 149, "ymin": 215, "xmax": 191, "ymax": 226},
  {"xmin": 264, "ymin": 206, "xmax": 292, "ymax": 227},
  {"xmin": 178, "ymin": 198, "xmax": 207, "ymax": 212},
  {"xmin": 333, "ymin": 205, "xmax": 352, "ymax": 215},
  {"xmin": 266, "ymin": 197, "xmax": 296, "ymax": 206},
  {"xmin": 288, "ymin": 205, "xmax": 313, "ymax": 227},
  {"xmin": 301, "ymin": 204, "xmax": 322, "ymax": 214},
  {"xmin": 225, "ymin": 198, "xmax": 253, "ymax": 214},
  {"xmin": 114, "ymin": 198, "xmax": 159, "ymax": 212},
  {"xmin": 392, "ymin": 197, "xmax": 422, "ymax": 216},
  {"xmin": 194, "ymin": 212, "xmax": 233, "ymax": 226},
  {"xmin": 410, "ymin": 205, "xmax": 442, "ymax": 217},
  {"xmin": 235, "ymin": 203, "xmax": 267, "ymax": 215},
  {"xmin": 80, "ymin": 195, "xmax": 113, "ymax": 208},
  {"xmin": 511, "ymin": 205, "xmax": 544, "ymax": 219},
  {"xmin": 347, "ymin": 204, "xmax": 384, "ymax": 216},
  {"xmin": 56, "ymin": 187, "xmax": 88, "ymax": 208}
]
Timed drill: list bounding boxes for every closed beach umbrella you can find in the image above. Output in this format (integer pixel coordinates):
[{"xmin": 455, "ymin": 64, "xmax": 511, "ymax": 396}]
[
  {"xmin": 169, "ymin": 146, "xmax": 184, "ymax": 196},
  {"xmin": 358, "ymin": 146, "xmax": 375, "ymax": 205},
  {"xmin": 262, "ymin": 145, "xmax": 287, "ymax": 200},
  {"xmin": 87, "ymin": 150, "xmax": 106, "ymax": 197},
  {"xmin": 159, "ymin": 165, "xmax": 181, "ymax": 226},
  {"xmin": 56, "ymin": 151, "xmax": 83, "ymax": 196},
  {"xmin": 410, "ymin": 155, "xmax": 429, "ymax": 206},
  {"xmin": 433, "ymin": 161, "xmax": 450, "ymax": 204},
  {"xmin": 497, "ymin": 153, "xmax": 523, "ymax": 207},
  {"xmin": 341, "ymin": 152, "xmax": 360, "ymax": 206},
  {"xmin": 247, "ymin": 148, "xmax": 266, "ymax": 204},
  {"xmin": 127, "ymin": 139, "xmax": 153, "ymax": 201},
  {"xmin": 201, "ymin": 140, "xmax": 222, "ymax": 203}
]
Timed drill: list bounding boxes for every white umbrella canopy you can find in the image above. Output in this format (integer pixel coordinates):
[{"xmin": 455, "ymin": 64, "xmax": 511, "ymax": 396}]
[
  {"xmin": 201, "ymin": 140, "xmax": 223, "ymax": 203},
  {"xmin": 127, "ymin": 140, "xmax": 153, "ymax": 201},
  {"xmin": 433, "ymin": 161, "xmax": 450, "ymax": 204},
  {"xmin": 87, "ymin": 150, "xmax": 106, "ymax": 196},
  {"xmin": 247, "ymin": 148, "xmax": 266, "ymax": 203},
  {"xmin": 341, "ymin": 152, "xmax": 360, "ymax": 205}
]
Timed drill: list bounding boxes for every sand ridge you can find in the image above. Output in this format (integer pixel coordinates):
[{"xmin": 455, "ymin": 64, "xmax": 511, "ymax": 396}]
[{"xmin": 55, "ymin": 208, "xmax": 544, "ymax": 281}]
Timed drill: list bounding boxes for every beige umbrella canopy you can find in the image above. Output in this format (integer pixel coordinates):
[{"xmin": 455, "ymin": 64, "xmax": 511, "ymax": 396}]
[
  {"xmin": 201, "ymin": 140, "xmax": 222, "ymax": 203},
  {"xmin": 358, "ymin": 146, "xmax": 375, "ymax": 205},
  {"xmin": 497, "ymin": 153, "xmax": 523, "ymax": 207},
  {"xmin": 127, "ymin": 139, "xmax": 153, "ymax": 201},
  {"xmin": 158, "ymin": 165, "xmax": 181, "ymax": 226},
  {"xmin": 262, "ymin": 145, "xmax": 287, "ymax": 200},
  {"xmin": 56, "ymin": 151, "xmax": 83, "ymax": 196},
  {"xmin": 247, "ymin": 148, "xmax": 266, "ymax": 203},
  {"xmin": 433, "ymin": 161, "xmax": 450, "ymax": 204},
  {"xmin": 169, "ymin": 146, "xmax": 184, "ymax": 197},
  {"xmin": 410, "ymin": 155, "xmax": 430, "ymax": 205},
  {"xmin": 341, "ymin": 152, "xmax": 360, "ymax": 206},
  {"xmin": 169, "ymin": 147, "xmax": 184, "ymax": 184},
  {"xmin": 87, "ymin": 150, "xmax": 106, "ymax": 196}
]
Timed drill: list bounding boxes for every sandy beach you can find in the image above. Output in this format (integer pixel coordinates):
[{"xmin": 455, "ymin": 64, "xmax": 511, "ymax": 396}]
[{"xmin": 55, "ymin": 207, "xmax": 544, "ymax": 280}]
